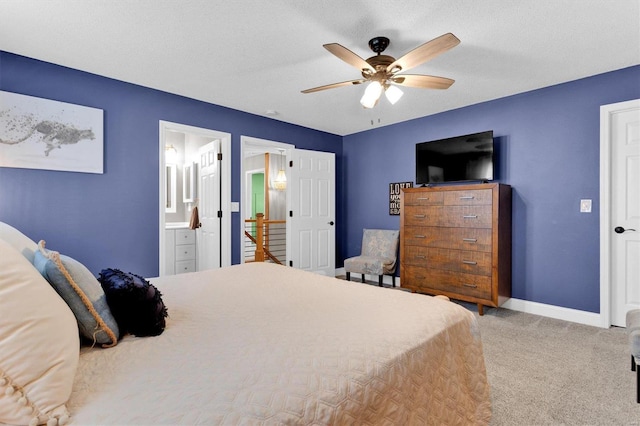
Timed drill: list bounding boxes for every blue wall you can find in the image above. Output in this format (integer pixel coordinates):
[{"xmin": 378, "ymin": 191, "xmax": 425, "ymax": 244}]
[
  {"xmin": 0, "ymin": 52, "xmax": 343, "ymax": 276},
  {"xmin": 2, "ymin": 50, "xmax": 639, "ymax": 314},
  {"xmin": 342, "ymin": 65, "xmax": 640, "ymax": 313}
]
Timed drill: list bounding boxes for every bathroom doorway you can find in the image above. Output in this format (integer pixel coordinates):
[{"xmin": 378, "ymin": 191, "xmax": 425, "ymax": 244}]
[{"xmin": 159, "ymin": 121, "xmax": 231, "ymax": 276}]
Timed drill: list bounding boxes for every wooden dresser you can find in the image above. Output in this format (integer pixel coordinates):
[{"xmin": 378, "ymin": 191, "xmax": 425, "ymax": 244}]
[{"xmin": 400, "ymin": 183, "xmax": 511, "ymax": 315}]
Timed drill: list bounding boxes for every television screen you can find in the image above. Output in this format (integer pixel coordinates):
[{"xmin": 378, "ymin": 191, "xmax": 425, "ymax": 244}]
[{"xmin": 415, "ymin": 130, "xmax": 494, "ymax": 185}]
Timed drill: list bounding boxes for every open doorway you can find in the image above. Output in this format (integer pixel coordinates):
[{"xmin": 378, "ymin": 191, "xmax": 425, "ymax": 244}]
[
  {"xmin": 159, "ymin": 121, "xmax": 231, "ymax": 276},
  {"xmin": 241, "ymin": 136, "xmax": 293, "ymax": 264}
]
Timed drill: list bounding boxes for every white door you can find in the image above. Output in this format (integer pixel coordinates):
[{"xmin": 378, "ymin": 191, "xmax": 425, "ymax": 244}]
[
  {"xmin": 289, "ymin": 149, "xmax": 335, "ymax": 276},
  {"xmin": 197, "ymin": 141, "xmax": 221, "ymax": 271},
  {"xmin": 608, "ymin": 100, "xmax": 640, "ymax": 326}
]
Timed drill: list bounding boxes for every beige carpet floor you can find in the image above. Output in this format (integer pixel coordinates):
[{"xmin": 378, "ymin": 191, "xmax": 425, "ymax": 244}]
[
  {"xmin": 471, "ymin": 304, "xmax": 638, "ymax": 425},
  {"xmin": 341, "ymin": 277, "xmax": 638, "ymax": 424}
]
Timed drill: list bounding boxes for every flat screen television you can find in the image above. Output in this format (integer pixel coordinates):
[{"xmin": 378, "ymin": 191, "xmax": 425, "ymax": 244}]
[{"xmin": 415, "ymin": 130, "xmax": 494, "ymax": 185}]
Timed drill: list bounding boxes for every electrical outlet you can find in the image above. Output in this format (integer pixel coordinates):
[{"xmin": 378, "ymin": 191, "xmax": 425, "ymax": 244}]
[{"xmin": 580, "ymin": 199, "xmax": 592, "ymax": 213}]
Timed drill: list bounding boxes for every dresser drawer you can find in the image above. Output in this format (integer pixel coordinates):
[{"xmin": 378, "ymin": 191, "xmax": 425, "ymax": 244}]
[
  {"xmin": 403, "ymin": 226, "xmax": 492, "ymax": 251},
  {"xmin": 403, "ymin": 191, "xmax": 444, "ymax": 206},
  {"xmin": 443, "ymin": 189, "xmax": 493, "ymax": 206},
  {"xmin": 175, "ymin": 244, "xmax": 196, "ymax": 261},
  {"xmin": 175, "ymin": 229, "xmax": 195, "ymax": 245},
  {"xmin": 404, "ymin": 205, "xmax": 492, "ymax": 228},
  {"xmin": 175, "ymin": 260, "xmax": 196, "ymax": 274},
  {"xmin": 403, "ymin": 266, "xmax": 492, "ymax": 299},
  {"xmin": 403, "ymin": 246, "xmax": 492, "ymax": 275}
]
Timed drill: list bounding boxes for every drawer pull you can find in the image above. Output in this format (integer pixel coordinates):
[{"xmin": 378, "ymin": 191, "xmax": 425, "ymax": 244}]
[
  {"xmin": 414, "ymin": 235, "xmax": 426, "ymax": 238},
  {"xmin": 462, "ymin": 260, "xmax": 477, "ymax": 265},
  {"xmin": 414, "ymin": 214, "xmax": 426, "ymax": 218},
  {"xmin": 463, "ymin": 283, "xmax": 477, "ymax": 288},
  {"xmin": 460, "ymin": 196, "xmax": 475, "ymax": 200},
  {"xmin": 463, "ymin": 238, "xmax": 477, "ymax": 242},
  {"xmin": 417, "ymin": 197, "xmax": 430, "ymax": 200},
  {"xmin": 463, "ymin": 215, "xmax": 478, "ymax": 219}
]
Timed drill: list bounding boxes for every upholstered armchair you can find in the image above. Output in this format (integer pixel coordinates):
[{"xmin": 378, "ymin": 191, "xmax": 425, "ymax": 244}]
[{"xmin": 344, "ymin": 229, "xmax": 400, "ymax": 287}]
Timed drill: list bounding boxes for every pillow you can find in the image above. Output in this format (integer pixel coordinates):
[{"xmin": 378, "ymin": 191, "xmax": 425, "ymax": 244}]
[
  {"xmin": 0, "ymin": 239, "xmax": 79, "ymax": 426},
  {"xmin": 34, "ymin": 241, "xmax": 119, "ymax": 347},
  {"xmin": 99, "ymin": 268, "xmax": 168, "ymax": 337},
  {"xmin": 0, "ymin": 221, "xmax": 38, "ymax": 263}
]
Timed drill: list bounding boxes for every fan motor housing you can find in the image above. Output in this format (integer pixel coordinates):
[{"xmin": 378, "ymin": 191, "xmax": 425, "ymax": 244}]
[
  {"xmin": 363, "ymin": 55, "xmax": 396, "ymax": 78},
  {"xmin": 368, "ymin": 36, "xmax": 390, "ymax": 53}
]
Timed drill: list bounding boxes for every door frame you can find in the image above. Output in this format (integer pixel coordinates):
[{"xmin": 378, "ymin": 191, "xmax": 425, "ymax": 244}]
[
  {"xmin": 240, "ymin": 135, "xmax": 293, "ymax": 264},
  {"xmin": 159, "ymin": 121, "xmax": 231, "ymax": 275},
  {"xmin": 599, "ymin": 98, "xmax": 640, "ymax": 327}
]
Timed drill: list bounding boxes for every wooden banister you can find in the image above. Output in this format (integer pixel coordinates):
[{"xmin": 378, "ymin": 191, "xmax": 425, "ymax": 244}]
[{"xmin": 244, "ymin": 213, "xmax": 286, "ymax": 264}]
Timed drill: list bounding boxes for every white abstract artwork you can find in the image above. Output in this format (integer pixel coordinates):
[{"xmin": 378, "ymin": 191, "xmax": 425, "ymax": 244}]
[{"xmin": 0, "ymin": 90, "xmax": 103, "ymax": 174}]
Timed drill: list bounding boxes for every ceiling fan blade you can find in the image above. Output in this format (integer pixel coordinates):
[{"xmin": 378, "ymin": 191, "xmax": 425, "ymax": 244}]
[
  {"xmin": 323, "ymin": 43, "xmax": 375, "ymax": 73},
  {"xmin": 391, "ymin": 74, "xmax": 455, "ymax": 90},
  {"xmin": 301, "ymin": 79, "xmax": 366, "ymax": 94},
  {"xmin": 386, "ymin": 33, "xmax": 460, "ymax": 73}
]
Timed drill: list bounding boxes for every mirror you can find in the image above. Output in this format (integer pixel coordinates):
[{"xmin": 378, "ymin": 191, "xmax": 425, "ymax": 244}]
[
  {"xmin": 183, "ymin": 161, "xmax": 197, "ymax": 203},
  {"xmin": 165, "ymin": 164, "xmax": 177, "ymax": 213}
]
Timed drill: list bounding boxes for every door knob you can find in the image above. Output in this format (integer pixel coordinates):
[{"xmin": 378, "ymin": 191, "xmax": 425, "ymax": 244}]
[
  {"xmin": 328, "ymin": 221, "xmax": 334, "ymax": 226},
  {"xmin": 614, "ymin": 226, "xmax": 636, "ymax": 234}
]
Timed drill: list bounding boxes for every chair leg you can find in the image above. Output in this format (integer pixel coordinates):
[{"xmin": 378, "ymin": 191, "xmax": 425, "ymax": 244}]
[
  {"xmin": 378, "ymin": 275, "xmax": 383, "ymax": 287},
  {"xmin": 346, "ymin": 272, "xmax": 351, "ymax": 281},
  {"xmin": 392, "ymin": 275, "xmax": 396, "ymax": 288},
  {"xmin": 361, "ymin": 274, "xmax": 365, "ymax": 283},
  {"xmin": 633, "ymin": 356, "xmax": 639, "ymax": 404}
]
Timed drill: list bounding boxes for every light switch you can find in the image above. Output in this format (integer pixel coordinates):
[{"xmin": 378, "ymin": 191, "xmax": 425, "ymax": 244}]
[
  {"xmin": 580, "ymin": 199, "xmax": 592, "ymax": 213},
  {"xmin": 231, "ymin": 202, "xmax": 240, "ymax": 212}
]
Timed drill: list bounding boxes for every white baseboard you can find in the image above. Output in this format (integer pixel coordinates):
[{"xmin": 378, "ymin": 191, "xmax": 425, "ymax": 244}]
[
  {"xmin": 335, "ymin": 268, "xmax": 402, "ymax": 287},
  {"xmin": 334, "ymin": 268, "xmax": 604, "ymax": 328},
  {"xmin": 501, "ymin": 298, "xmax": 605, "ymax": 328}
]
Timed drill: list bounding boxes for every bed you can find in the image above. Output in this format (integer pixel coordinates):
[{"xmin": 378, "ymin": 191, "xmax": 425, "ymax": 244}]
[{"xmin": 0, "ymin": 223, "xmax": 491, "ymax": 425}]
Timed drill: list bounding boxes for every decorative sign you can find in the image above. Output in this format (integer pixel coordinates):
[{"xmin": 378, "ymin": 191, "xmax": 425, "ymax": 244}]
[
  {"xmin": 389, "ymin": 181, "xmax": 413, "ymax": 215},
  {"xmin": 0, "ymin": 90, "xmax": 104, "ymax": 173}
]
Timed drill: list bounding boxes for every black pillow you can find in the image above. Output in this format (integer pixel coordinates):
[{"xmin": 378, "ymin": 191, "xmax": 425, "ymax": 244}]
[{"xmin": 98, "ymin": 268, "xmax": 168, "ymax": 337}]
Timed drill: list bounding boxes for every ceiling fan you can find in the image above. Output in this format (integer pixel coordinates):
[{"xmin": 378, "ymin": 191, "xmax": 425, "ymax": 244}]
[{"xmin": 301, "ymin": 33, "xmax": 460, "ymax": 108}]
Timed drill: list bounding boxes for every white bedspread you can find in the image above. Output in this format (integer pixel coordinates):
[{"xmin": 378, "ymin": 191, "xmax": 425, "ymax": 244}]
[{"xmin": 68, "ymin": 263, "xmax": 491, "ymax": 425}]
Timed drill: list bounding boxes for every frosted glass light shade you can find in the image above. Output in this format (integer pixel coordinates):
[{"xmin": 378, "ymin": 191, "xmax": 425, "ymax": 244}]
[
  {"xmin": 165, "ymin": 145, "xmax": 178, "ymax": 164},
  {"xmin": 360, "ymin": 81, "xmax": 383, "ymax": 109},
  {"xmin": 385, "ymin": 85, "xmax": 404, "ymax": 105}
]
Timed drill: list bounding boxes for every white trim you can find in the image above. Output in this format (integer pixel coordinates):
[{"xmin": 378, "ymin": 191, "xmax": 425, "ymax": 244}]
[
  {"xmin": 334, "ymin": 268, "xmax": 604, "ymax": 326},
  {"xmin": 502, "ymin": 298, "xmax": 603, "ymax": 328},
  {"xmin": 599, "ymin": 99, "xmax": 640, "ymax": 328},
  {"xmin": 335, "ymin": 267, "xmax": 402, "ymax": 287},
  {"xmin": 159, "ymin": 121, "xmax": 232, "ymax": 275}
]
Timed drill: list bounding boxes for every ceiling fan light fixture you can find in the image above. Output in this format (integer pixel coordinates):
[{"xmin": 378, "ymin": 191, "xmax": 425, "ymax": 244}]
[
  {"xmin": 360, "ymin": 81, "xmax": 383, "ymax": 109},
  {"xmin": 385, "ymin": 85, "xmax": 403, "ymax": 105}
]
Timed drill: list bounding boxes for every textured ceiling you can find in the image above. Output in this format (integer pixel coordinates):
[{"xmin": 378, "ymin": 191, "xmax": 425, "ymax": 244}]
[{"xmin": 1, "ymin": 0, "xmax": 638, "ymax": 136}]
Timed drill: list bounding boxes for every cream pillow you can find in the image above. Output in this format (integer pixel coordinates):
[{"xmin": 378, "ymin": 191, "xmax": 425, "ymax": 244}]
[
  {"xmin": 0, "ymin": 221, "xmax": 38, "ymax": 263},
  {"xmin": 0, "ymin": 239, "xmax": 79, "ymax": 426}
]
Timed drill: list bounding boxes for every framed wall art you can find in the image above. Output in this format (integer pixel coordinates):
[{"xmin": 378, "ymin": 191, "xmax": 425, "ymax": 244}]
[
  {"xmin": 389, "ymin": 181, "xmax": 413, "ymax": 215},
  {"xmin": 0, "ymin": 90, "xmax": 103, "ymax": 174}
]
